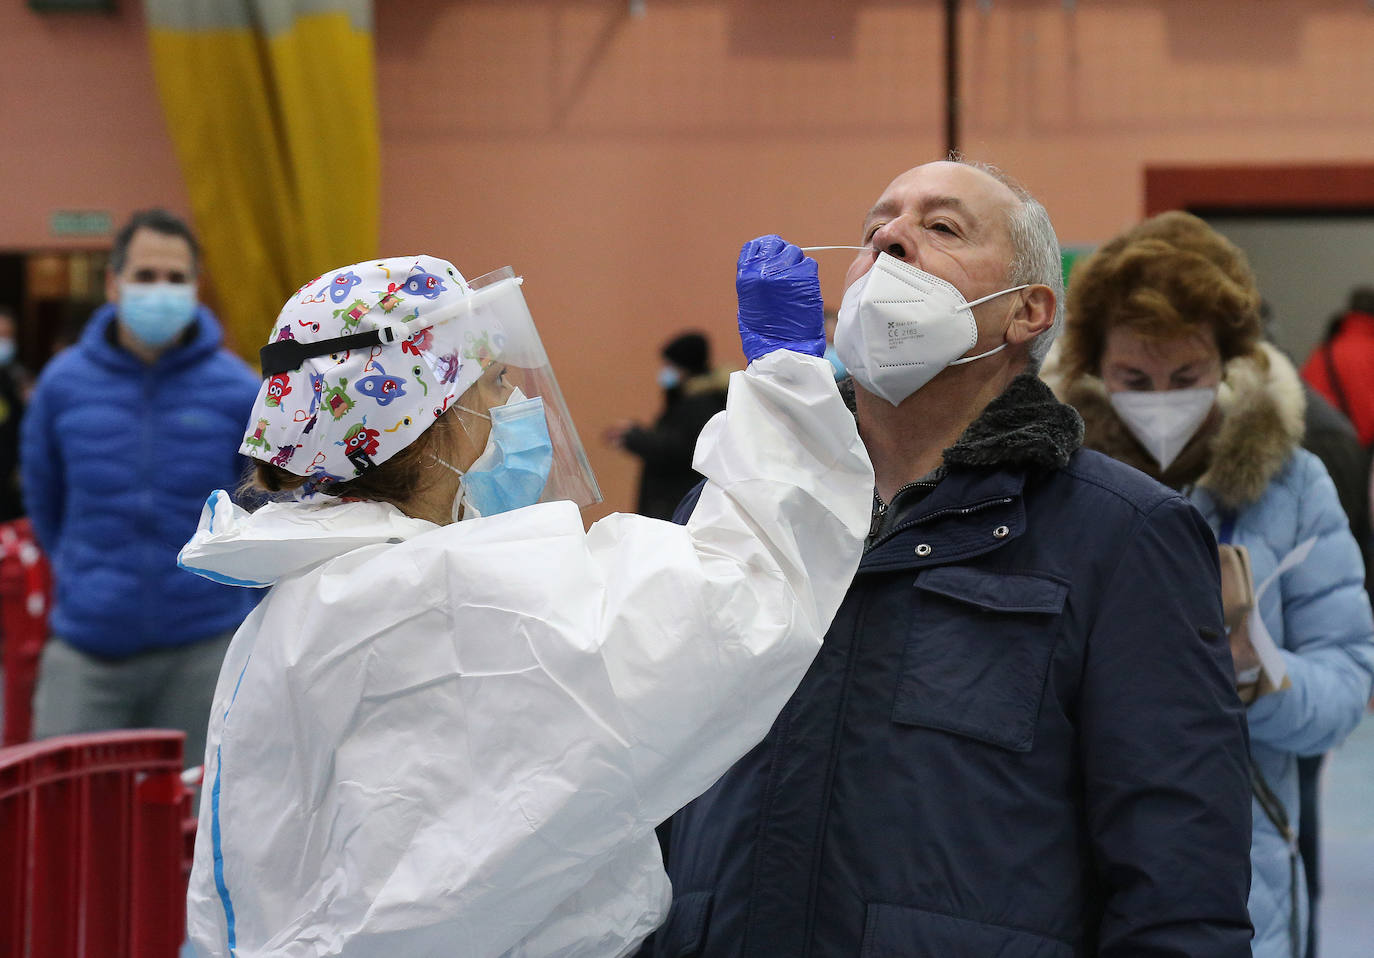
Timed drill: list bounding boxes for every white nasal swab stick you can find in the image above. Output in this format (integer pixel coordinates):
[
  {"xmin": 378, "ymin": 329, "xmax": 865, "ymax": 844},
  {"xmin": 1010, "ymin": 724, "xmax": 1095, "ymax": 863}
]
[{"xmin": 800, "ymin": 246, "xmax": 868, "ymax": 252}]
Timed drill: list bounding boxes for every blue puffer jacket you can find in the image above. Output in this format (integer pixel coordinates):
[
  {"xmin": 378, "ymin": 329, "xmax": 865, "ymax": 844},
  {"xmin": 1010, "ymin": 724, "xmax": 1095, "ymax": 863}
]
[
  {"xmin": 1053, "ymin": 344, "xmax": 1374, "ymax": 958},
  {"xmin": 20, "ymin": 302, "xmax": 260, "ymax": 658}
]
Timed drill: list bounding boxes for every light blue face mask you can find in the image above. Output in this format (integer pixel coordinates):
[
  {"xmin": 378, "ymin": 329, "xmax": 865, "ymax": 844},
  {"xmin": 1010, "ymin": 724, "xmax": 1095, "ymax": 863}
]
[
  {"xmin": 119, "ymin": 282, "xmax": 197, "ymax": 348},
  {"xmin": 657, "ymin": 366, "xmax": 682, "ymax": 391},
  {"xmin": 823, "ymin": 344, "xmax": 847, "ymax": 381},
  {"xmin": 437, "ymin": 391, "xmax": 554, "ymax": 520}
]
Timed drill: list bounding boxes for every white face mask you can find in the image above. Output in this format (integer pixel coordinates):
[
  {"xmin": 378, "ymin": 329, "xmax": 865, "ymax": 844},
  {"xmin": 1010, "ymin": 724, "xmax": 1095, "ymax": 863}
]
[
  {"xmin": 1109, "ymin": 386, "xmax": 1217, "ymax": 472},
  {"xmin": 834, "ymin": 252, "xmax": 1027, "ymax": 406}
]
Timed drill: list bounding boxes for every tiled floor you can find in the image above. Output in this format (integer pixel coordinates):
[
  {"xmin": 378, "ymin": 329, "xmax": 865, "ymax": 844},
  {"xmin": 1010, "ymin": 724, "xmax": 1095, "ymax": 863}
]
[{"xmin": 1315, "ymin": 711, "xmax": 1374, "ymax": 958}]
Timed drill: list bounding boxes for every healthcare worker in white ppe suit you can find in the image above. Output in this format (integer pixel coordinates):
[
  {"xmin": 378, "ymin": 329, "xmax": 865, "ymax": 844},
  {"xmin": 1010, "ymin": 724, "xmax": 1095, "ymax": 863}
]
[{"xmin": 178, "ymin": 236, "xmax": 873, "ymax": 958}]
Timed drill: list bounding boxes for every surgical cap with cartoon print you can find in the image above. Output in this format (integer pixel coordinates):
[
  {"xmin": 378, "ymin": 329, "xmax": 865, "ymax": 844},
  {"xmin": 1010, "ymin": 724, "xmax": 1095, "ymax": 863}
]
[{"xmin": 243, "ymin": 254, "xmax": 601, "ymax": 507}]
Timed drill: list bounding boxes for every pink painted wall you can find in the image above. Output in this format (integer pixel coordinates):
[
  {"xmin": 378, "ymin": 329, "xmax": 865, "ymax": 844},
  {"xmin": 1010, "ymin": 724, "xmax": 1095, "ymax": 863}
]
[
  {"xmin": 958, "ymin": 1, "xmax": 1374, "ymax": 244},
  {"xmin": 6, "ymin": 0, "xmax": 1374, "ymax": 514},
  {"xmin": 0, "ymin": 3, "xmax": 191, "ymax": 248}
]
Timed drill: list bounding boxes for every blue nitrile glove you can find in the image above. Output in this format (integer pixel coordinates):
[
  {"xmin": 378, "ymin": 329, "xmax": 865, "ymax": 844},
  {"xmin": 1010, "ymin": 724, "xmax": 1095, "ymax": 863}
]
[{"xmin": 736, "ymin": 235, "xmax": 826, "ymax": 364}]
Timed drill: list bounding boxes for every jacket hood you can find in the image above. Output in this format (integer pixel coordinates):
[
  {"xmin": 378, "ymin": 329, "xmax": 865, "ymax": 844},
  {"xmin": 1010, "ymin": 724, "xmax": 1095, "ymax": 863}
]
[
  {"xmin": 178, "ymin": 490, "xmax": 439, "ymax": 588},
  {"xmin": 1043, "ymin": 341, "xmax": 1305, "ymax": 510},
  {"xmin": 81, "ymin": 300, "xmax": 227, "ymax": 373}
]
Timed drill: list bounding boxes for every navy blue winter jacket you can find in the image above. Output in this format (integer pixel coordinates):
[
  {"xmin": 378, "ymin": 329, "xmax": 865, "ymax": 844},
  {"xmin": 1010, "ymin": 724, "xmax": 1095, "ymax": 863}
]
[
  {"xmin": 20, "ymin": 303, "xmax": 260, "ymax": 658},
  {"xmin": 651, "ymin": 375, "xmax": 1254, "ymax": 958}
]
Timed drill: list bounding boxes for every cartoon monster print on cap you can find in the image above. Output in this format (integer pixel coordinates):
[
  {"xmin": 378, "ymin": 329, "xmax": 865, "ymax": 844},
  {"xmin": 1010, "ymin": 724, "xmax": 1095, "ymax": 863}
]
[{"xmin": 329, "ymin": 270, "xmax": 363, "ymax": 304}]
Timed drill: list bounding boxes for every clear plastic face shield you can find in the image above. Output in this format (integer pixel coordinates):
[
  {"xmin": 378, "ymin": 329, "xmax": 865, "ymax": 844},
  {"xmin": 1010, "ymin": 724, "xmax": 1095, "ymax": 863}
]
[
  {"xmin": 246, "ymin": 255, "xmax": 600, "ymax": 510},
  {"xmin": 451, "ymin": 267, "xmax": 601, "ymax": 508}
]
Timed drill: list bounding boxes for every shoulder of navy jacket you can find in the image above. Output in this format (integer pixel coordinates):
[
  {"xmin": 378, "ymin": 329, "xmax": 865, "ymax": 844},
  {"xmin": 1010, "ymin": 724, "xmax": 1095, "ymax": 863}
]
[{"xmin": 860, "ymin": 494, "xmax": 1026, "ymax": 573}]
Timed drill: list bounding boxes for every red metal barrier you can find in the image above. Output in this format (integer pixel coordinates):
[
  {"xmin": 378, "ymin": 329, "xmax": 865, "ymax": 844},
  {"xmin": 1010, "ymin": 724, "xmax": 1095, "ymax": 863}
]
[
  {"xmin": 0, "ymin": 519, "xmax": 53, "ymax": 746},
  {"xmin": 0, "ymin": 730, "xmax": 190, "ymax": 958}
]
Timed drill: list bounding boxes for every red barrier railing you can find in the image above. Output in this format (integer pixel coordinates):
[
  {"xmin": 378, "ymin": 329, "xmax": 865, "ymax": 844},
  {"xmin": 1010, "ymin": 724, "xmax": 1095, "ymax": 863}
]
[
  {"xmin": 0, "ymin": 519, "xmax": 53, "ymax": 746},
  {"xmin": 0, "ymin": 730, "xmax": 190, "ymax": 958}
]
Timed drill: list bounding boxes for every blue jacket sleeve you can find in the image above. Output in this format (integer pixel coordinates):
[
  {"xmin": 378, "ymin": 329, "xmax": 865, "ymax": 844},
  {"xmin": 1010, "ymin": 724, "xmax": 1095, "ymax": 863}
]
[
  {"xmin": 231, "ymin": 363, "xmax": 260, "ymax": 496},
  {"xmin": 1247, "ymin": 453, "xmax": 1374, "ymax": 755},
  {"xmin": 19, "ymin": 375, "xmax": 64, "ymax": 555},
  {"xmin": 1080, "ymin": 495, "xmax": 1254, "ymax": 957}
]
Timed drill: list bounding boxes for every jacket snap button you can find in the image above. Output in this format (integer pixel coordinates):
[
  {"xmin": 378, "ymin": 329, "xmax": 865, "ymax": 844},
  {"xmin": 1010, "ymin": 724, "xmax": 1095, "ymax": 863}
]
[
  {"xmin": 993, "ymin": 525, "xmax": 1010, "ymax": 539},
  {"xmin": 915, "ymin": 543, "xmax": 933, "ymax": 557}
]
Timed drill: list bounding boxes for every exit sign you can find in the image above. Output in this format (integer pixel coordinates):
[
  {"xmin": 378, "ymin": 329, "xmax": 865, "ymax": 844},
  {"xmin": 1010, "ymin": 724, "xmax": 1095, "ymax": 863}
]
[{"xmin": 50, "ymin": 210, "xmax": 113, "ymax": 237}]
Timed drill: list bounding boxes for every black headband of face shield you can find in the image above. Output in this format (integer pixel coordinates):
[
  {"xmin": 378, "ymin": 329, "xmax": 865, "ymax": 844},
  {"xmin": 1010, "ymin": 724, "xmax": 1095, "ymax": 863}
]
[{"xmin": 258, "ymin": 325, "xmax": 403, "ymax": 378}]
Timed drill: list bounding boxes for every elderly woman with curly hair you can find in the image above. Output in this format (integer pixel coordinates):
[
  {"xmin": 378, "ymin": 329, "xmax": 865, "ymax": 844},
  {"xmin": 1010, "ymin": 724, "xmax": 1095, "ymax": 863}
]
[{"xmin": 1045, "ymin": 211, "xmax": 1374, "ymax": 958}]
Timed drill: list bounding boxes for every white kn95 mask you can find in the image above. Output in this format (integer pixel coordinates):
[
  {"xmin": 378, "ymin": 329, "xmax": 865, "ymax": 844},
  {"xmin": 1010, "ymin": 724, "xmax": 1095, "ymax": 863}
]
[
  {"xmin": 1109, "ymin": 386, "xmax": 1218, "ymax": 472},
  {"xmin": 834, "ymin": 252, "xmax": 1027, "ymax": 406}
]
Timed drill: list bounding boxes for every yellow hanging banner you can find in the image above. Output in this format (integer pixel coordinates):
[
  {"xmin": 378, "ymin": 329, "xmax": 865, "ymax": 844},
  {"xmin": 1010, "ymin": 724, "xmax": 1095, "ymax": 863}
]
[{"xmin": 145, "ymin": 0, "xmax": 380, "ymax": 360}]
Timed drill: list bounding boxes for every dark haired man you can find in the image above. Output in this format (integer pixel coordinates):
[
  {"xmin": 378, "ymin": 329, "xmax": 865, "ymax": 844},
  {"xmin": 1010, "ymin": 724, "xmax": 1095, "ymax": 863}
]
[
  {"xmin": 20, "ymin": 209, "xmax": 258, "ymax": 769},
  {"xmin": 0, "ymin": 306, "xmax": 29, "ymax": 521}
]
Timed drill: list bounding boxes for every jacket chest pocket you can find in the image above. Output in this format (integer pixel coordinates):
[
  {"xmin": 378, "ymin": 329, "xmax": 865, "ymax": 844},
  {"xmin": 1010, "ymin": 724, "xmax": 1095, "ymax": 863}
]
[{"xmin": 893, "ymin": 566, "xmax": 1067, "ymax": 752}]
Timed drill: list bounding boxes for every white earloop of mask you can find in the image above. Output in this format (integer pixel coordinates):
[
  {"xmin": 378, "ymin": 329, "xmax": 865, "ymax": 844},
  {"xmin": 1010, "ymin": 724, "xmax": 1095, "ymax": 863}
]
[
  {"xmin": 804, "ymin": 244, "xmax": 1024, "ymax": 364},
  {"xmin": 431, "ymin": 387, "xmax": 530, "ymax": 522},
  {"xmin": 834, "ymin": 252, "xmax": 1027, "ymax": 406}
]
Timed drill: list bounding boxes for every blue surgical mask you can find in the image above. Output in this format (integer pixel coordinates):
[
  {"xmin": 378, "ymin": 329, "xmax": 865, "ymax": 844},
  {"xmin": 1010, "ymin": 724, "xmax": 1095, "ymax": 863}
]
[
  {"xmin": 658, "ymin": 366, "xmax": 682, "ymax": 391},
  {"xmin": 824, "ymin": 344, "xmax": 846, "ymax": 381},
  {"xmin": 0, "ymin": 340, "xmax": 15, "ymax": 366},
  {"xmin": 119, "ymin": 282, "xmax": 197, "ymax": 348},
  {"xmin": 436, "ymin": 390, "xmax": 553, "ymax": 520}
]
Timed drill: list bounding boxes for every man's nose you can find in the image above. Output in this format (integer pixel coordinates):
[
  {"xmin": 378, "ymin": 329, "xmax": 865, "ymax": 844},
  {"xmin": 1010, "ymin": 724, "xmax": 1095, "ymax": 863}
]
[{"xmin": 870, "ymin": 219, "xmax": 918, "ymax": 265}]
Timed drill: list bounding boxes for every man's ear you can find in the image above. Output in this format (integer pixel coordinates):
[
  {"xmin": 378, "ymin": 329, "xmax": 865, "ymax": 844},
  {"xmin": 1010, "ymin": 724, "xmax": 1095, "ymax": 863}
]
[
  {"xmin": 105, "ymin": 268, "xmax": 120, "ymax": 305},
  {"xmin": 1006, "ymin": 284, "xmax": 1055, "ymax": 347}
]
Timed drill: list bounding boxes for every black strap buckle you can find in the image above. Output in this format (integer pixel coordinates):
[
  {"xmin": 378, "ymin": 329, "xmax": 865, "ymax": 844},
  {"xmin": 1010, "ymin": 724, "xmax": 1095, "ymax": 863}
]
[{"xmin": 259, "ymin": 325, "xmax": 405, "ymax": 378}]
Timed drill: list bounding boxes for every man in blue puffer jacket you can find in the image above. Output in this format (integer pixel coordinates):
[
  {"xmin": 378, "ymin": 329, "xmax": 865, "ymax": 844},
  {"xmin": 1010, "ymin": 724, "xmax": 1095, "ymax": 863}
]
[{"xmin": 20, "ymin": 209, "xmax": 258, "ymax": 769}]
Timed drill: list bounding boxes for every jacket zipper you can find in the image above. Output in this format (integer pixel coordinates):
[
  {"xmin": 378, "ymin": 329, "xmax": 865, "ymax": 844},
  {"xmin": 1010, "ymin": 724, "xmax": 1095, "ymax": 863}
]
[
  {"xmin": 141, "ymin": 365, "xmax": 156, "ymax": 638},
  {"xmin": 870, "ymin": 495, "xmax": 1015, "ymax": 551},
  {"xmin": 869, "ymin": 480, "xmax": 939, "ymax": 540},
  {"xmin": 798, "ymin": 588, "xmax": 870, "ymax": 958}
]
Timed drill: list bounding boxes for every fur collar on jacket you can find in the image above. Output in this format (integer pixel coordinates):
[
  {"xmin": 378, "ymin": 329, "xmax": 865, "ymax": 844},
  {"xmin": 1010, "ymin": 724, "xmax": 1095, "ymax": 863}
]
[
  {"xmin": 943, "ymin": 372, "xmax": 1085, "ymax": 473},
  {"xmin": 1042, "ymin": 342, "xmax": 1305, "ymax": 511}
]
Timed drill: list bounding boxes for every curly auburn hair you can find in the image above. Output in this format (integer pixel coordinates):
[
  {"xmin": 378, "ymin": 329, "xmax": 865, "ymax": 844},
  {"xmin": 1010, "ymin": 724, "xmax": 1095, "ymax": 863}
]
[
  {"xmin": 248, "ymin": 410, "xmax": 460, "ymax": 508},
  {"xmin": 1061, "ymin": 211, "xmax": 1262, "ymax": 381}
]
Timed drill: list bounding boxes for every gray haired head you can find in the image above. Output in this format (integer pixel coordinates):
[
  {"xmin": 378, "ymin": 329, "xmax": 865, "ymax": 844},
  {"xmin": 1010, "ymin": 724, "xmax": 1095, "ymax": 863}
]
[{"xmin": 949, "ymin": 154, "xmax": 1063, "ymax": 370}]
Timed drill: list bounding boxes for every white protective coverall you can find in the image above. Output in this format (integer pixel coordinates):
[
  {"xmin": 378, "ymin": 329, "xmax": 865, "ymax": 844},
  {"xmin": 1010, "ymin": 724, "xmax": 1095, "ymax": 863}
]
[{"xmin": 179, "ymin": 350, "xmax": 873, "ymax": 958}]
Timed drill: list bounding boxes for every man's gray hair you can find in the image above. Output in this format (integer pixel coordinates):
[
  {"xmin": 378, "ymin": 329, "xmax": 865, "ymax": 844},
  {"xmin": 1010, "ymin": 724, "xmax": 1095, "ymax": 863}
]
[{"xmin": 952, "ymin": 156, "xmax": 1063, "ymax": 368}]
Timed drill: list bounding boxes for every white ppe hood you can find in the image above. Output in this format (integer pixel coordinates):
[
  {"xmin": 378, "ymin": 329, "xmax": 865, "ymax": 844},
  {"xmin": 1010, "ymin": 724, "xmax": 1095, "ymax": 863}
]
[{"xmin": 179, "ymin": 350, "xmax": 873, "ymax": 958}]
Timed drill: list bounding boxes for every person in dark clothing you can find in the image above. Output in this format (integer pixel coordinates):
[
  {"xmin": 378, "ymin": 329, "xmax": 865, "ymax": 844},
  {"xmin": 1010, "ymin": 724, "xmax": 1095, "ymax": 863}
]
[
  {"xmin": 646, "ymin": 160, "xmax": 1254, "ymax": 958},
  {"xmin": 605, "ymin": 332, "xmax": 731, "ymax": 520},
  {"xmin": 1301, "ymin": 384, "xmax": 1374, "ymax": 592},
  {"xmin": 0, "ymin": 307, "xmax": 28, "ymax": 522}
]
